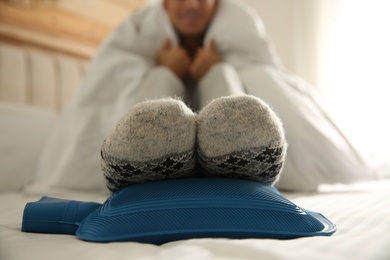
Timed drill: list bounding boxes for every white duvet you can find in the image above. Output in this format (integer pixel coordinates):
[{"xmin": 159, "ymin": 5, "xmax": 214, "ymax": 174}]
[{"xmin": 22, "ymin": 0, "xmax": 374, "ymax": 194}]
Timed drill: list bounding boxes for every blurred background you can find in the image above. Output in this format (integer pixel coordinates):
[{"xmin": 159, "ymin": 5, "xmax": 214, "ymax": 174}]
[
  {"xmin": 246, "ymin": 0, "xmax": 390, "ymax": 168},
  {"xmin": 0, "ymin": 0, "xmax": 389, "ymax": 166}
]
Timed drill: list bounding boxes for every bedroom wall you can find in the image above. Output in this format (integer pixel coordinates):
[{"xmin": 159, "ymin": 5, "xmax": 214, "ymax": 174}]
[{"xmin": 242, "ymin": 0, "xmax": 339, "ymax": 89}]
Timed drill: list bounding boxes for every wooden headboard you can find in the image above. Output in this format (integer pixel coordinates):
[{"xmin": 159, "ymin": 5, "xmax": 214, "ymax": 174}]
[
  {"xmin": 0, "ymin": 42, "xmax": 87, "ymax": 111},
  {"xmin": 0, "ymin": 0, "xmax": 145, "ymax": 111},
  {"xmin": 0, "ymin": 0, "xmax": 145, "ymax": 59}
]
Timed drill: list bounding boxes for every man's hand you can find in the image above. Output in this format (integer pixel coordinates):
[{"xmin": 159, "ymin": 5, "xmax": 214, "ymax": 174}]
[
  {"xmin": 158, "ymin": 38, "xmax": 191, "ymax": 79},
  {"xmin": 189, "ymin": 40, "xmax": 222, "ymax": 81}
]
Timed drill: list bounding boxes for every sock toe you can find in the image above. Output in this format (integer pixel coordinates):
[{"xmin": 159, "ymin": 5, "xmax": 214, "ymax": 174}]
[
  {"xmin": 196, "ymin": 95, "xmax": 287, "ymax": 185},
  {"xmin": 102, "ymin": 98, "xmax": 196, "ymax": 192}
]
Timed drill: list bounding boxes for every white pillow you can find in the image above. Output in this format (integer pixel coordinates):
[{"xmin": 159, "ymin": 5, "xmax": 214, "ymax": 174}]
[{"xmin": 0, "ymin": 103, "xmax": 57, "ymax": 192}]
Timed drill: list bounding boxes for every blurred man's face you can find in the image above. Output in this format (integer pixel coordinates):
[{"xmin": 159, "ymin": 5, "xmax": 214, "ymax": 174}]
[{"xmin": 164, "ymin": 0, "xmax": 218, "ymax": 37}]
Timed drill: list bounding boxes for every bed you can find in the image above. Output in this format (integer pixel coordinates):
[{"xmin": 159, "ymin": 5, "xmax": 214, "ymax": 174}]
[{"xmin": 1, "ymin": 4, "xmax": 390, "ymax": 259}]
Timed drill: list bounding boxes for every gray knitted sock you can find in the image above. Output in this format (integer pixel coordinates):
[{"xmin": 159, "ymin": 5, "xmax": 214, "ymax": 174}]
[
  {"xmin": 196, "ymin": 95, "xmax": 287, "ymax": 185},
  {"xmin": 101, "ymin": 98, "xmax": 196, "ymax": 192}
]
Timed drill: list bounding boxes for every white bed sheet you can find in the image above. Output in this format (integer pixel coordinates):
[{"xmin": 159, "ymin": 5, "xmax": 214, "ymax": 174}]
[{"xmin": 1, "ymin": 179, "xmax": 389, "ymax": 260}]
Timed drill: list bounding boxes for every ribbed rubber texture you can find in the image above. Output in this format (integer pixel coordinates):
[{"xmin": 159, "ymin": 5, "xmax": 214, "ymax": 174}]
[
  {"xmin": 22, "ymin": 197, "xmax": 101, "ymax": 235},
  {"xmin": 77, "ymin": 178, "xmax": 336, "ymax": 244}
]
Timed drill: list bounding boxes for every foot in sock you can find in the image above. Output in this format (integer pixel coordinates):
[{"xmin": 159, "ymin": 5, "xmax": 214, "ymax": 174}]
[
  {"xmin": 196, "ymin": 95, "xmax": 287, "ymax": 185},
  {"xmin": 101, "ymin": 98, "xmax": 196, "ymax": 192}
]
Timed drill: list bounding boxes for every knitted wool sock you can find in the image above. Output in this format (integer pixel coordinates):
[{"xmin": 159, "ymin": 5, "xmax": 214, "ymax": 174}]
[
  {"xmin": 196, "ymin": 95, "xmax": 287, "ymax": 185},
  {"xmin": 101, "ymin": 98, "xmax": 196, "ymax": 192}
]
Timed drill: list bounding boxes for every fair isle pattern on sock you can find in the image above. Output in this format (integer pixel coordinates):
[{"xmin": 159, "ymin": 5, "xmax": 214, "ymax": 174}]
[
  {"xmin": 102, "ymin": 145, "xmax": 195, "ymax": 192},
  {"xmin": 197, "ymin": 142, "xmax": 286, "ymax": 185},
  {"xmin": 196, "ymin": 95, "xmax": 287, "ymax": 185},
  {"xmin": 101, "ymin": 98, "xmax": 196, "ymax": 192}
]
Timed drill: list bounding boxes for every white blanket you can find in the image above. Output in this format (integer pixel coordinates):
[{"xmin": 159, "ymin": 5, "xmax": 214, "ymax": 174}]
[{"xmin": 27, "ymin": 0, "xmax": 374, "ymax": 193}]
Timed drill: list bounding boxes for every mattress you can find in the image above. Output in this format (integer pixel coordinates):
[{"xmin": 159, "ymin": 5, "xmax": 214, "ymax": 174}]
[{"xmin": 1, "ymin": 179, "xmax": 389, "ymax": 260}]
